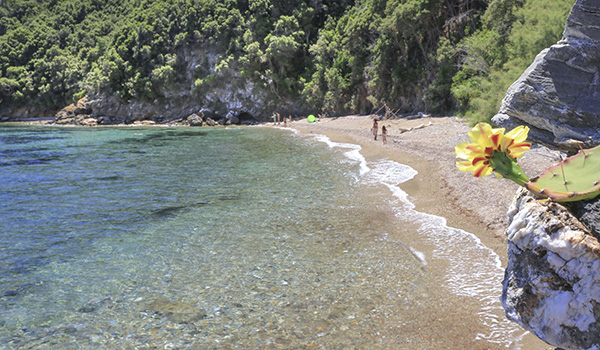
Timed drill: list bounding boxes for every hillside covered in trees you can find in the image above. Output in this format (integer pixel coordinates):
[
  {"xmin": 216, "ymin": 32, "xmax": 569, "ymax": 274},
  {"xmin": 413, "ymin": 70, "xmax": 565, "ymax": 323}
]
[{"xmin": 0, "ymin": 0, "xmax": 575, "ymax": 122}]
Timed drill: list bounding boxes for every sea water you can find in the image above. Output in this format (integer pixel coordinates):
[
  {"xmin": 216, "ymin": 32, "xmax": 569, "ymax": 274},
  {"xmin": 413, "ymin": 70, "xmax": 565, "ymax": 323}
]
[{"xmin": 0, "ymin": 125, "xmax": 524, "ymax": 348}]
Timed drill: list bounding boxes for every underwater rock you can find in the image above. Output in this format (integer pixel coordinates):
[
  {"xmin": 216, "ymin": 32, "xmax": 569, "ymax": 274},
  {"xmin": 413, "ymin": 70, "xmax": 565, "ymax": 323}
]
[
  {"xmin": 502, "ymin": 188, "xmax": 600, "ymax": 349},
  {"xmin": 145, "ymin": 297, "xmax": 207, "ymax": 324}
]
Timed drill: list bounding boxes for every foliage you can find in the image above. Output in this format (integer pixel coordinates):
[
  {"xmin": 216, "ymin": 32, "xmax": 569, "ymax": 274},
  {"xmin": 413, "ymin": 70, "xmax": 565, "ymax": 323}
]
[
  {"xmin": 452, "ymin": 0, "xmax": 575, "ymax": 123},
  {"xmin": 0, "ymin": 0, "xmax": 577, "ymax": 119},
  {"xmin": 0, "ymin": 0, "xmax": 354, "ymax": 113}
]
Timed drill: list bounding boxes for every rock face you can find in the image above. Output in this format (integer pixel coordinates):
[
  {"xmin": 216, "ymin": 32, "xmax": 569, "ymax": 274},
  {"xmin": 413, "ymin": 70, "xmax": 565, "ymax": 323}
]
[
  {"xmin": 2, "ymin": 46, "xmax": 308, "ymax": 123},
  {"xmin": 492, "ymin": 0, "xmax": 600, "ymax": 150},
  {"xmin": 502, "ymin": 188, "xmax": 600, "ymax": 350},
  {"xmin": 54, "ymin": 95, "xmax": 261, "ymax": 126}
]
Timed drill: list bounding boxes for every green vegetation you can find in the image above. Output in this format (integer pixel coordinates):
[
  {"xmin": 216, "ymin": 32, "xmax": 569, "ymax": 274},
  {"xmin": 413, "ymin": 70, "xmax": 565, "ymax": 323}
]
[
  {"xmin": 451, "ymin": 0, "xmax": 574, "ymax": 122},
  {"xmin": 0, "ymin": 0, "xmax": 575, "ymax": 121}
]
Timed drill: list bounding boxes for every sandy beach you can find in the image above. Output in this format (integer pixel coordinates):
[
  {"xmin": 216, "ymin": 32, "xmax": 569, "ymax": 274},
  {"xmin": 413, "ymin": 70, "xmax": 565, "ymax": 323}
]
[{"xmin": 289, "ymin": 115, "xmax": 559, "ymax": 349}]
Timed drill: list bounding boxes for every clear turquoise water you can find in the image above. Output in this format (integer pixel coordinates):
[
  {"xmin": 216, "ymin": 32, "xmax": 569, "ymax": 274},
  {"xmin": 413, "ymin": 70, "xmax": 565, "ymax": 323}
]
[
  {"xmin": 0, "ymin": 125, "xmax": 524, "ymax": 349},
  {"xmin": 0, "ymin": 126, "xmax": 427, "ymax": 348}
]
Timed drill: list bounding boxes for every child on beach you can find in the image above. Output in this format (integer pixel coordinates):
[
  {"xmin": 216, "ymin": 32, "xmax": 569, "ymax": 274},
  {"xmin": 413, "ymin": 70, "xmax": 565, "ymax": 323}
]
[
  {"xmin": 372, "ymin": 119, "xmax": 378, "ymax": 140},
  {"xmin": 382, "ymin": 125, "xmax": 387, "ymax": 144}
]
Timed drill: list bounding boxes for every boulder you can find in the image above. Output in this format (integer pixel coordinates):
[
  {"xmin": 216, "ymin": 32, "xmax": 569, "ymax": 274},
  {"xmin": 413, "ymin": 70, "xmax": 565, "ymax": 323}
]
[
  {"xmin": 55, "ymin": 97, "xmax": 100, "ymax": 125},
  {"xmin": 199, "ymin": 108, "xmax": 218, "ymax": 121},
  {"xmin": 96, "ymin": 116, "xmax": 112, "ymax": 125},
  {"xmin": 502, "ymin": 188, "xmax": 600, "ymax": 349},
  {"xmin": 54, "ymin": 105, "xmax": 77, "ymax": 124},
  {"xmin": 226, "ymin": 110, "xmax": 240, "ymax": 125},
  {"xmin": 492, "ymin": 0, "xmax": 600, "ymax": 150},
  {"xmin": 205, "ymin": 117, "xmax": 217, "ymax": 126},
  {"xmin": 187, "ymin": 113, "xmax": 204, "ymax": 126}
]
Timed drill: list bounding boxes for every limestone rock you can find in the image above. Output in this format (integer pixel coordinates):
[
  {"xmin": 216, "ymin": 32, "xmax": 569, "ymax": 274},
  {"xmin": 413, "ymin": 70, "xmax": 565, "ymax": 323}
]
[
  {"xmin": 502, "ymin": 188, "xmax": 600, "ymax": 350},
  {"xmin": 55, "ymin": 105, "xmax": 77, "ymax": 124},
  {"xmin": 74, "ymin": 96, "xmax": 93, "ymax": 115},
  {"xmin": 55, "ymin": 104, "xmax": 97, "ymax": 125},
  {"xmin": 492, "ymin": 0, "xmax": 600, "ymax": 150},
  {"xmin": 226, "ymin": 110, "xmax": 239, "ymax": 125}
]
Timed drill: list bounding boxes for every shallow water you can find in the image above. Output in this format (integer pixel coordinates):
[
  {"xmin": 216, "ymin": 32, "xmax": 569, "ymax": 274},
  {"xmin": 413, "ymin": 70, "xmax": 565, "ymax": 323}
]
[{"xmin": 0, "ymin": 125, "xmax": 523, "ymax": 348}]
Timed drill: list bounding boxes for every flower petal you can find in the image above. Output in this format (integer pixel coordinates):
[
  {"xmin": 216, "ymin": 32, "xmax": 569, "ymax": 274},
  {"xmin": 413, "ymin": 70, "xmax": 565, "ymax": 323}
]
[
  {"xmin": 468, "ymin": 123, "xmax": 494, "ymax": 147},
  {"xmin": 505, "ymin": 125, "xmax": 529, "ymax": 143},
  {"xmin": 455, "ymin": 142, "xmax": 471, "ymax": 159},
  {"xmin": 473, "ymin": 163, "xmax": 493, "ymax": 177},
  {"xmin": 456, "ymin": 160, "xmax": 475, "ymax": 172},
  {"xmin": 472, "ymin": 156, "xmax": 489, "ymax": 166},
  {"xmin": 455, "ymin": 123, "xmax": 531, "ymax": 180}
]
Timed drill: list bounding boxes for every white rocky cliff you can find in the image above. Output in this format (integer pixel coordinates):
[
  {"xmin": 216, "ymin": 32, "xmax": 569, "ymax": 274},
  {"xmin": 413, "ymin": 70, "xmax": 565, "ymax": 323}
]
[{"xmin": 502, "ymin": 189, "xmax": 600, "ymax": 350}]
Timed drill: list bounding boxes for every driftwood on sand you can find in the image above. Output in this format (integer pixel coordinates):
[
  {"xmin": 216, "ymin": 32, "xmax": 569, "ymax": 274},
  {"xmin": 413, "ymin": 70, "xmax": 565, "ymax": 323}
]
[{"xmin": 394, "ymin": 121, "xmax": 433, "ymax": 134}]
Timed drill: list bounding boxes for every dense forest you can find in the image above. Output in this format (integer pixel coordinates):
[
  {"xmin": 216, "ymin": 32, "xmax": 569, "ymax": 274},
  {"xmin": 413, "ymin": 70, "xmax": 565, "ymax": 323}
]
[{"xmin": 0, "ymin": 0, "xmax": 575, "ymax": 122}]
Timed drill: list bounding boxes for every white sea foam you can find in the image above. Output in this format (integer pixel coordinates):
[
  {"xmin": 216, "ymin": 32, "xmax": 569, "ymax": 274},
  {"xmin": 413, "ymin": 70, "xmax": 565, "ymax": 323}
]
[
  {"xmin": 299, "ymin": 131, "xmax": 527, "ymax": 348},
  {"xmin": 364, "ymin": 158, "xmax": 526, "ymax": 348},
  {"xmin": 311, "ymin": 134, "xmax": 370, "ymax": 175},
  {"xmin": 409, "ymin": 246, "xmax": 427, "ymax": 266}
]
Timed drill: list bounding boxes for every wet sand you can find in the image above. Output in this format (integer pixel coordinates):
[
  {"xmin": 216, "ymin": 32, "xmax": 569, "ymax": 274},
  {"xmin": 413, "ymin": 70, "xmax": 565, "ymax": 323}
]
[{"xmin": 289, "ymin": 115, "xmax": 558, "ymax": 350}]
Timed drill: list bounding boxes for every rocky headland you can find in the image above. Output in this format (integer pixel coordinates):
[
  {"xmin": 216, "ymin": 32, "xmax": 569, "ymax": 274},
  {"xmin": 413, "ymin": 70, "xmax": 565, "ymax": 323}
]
[
  {"xmin": 53, "ymin": 94, "xmax": 263, "ymax": 127},
  {"xmin": 495, "ymin": 0, "xmax": 600, "ymax": 348}
]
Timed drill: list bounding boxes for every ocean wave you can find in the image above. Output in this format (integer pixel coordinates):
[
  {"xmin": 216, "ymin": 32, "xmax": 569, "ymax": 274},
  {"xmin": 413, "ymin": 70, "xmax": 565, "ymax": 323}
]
[{"xmin": 310, "ymin": 134, "xmax": 370, "ymax": 175}]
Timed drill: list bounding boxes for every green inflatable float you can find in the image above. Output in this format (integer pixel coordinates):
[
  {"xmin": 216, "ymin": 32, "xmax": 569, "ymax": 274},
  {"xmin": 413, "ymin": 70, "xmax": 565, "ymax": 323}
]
[{"xmin": 307, "ymin": 114, "xmax": 316, "ymax": 123}]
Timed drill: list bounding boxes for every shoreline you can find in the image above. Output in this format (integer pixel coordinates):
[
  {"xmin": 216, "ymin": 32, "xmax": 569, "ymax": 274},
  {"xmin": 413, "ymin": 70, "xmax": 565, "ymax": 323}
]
[
  {"xmin": 288, "ymin": 115, "xmax": 557, "ymax": 350},
  {"xmin": 288, "ymin": 115, "xmax": 560, "ymax": 261},
  {"xmin": 4, "ymin": 115, "xmax": 560, "ymax": 260}
]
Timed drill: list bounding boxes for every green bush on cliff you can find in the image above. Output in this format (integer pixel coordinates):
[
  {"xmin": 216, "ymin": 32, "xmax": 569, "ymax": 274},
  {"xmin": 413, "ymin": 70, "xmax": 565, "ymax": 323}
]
[{"xmin": 452, "ymin": 0, "xmax": 574, "ymax": 123}]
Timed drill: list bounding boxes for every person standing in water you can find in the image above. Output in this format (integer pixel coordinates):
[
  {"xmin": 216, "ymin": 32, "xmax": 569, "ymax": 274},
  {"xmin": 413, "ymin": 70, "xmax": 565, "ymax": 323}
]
[
  {"xmin": 372, "ymin": 118, "xmax": 378, "ymax": 140},
  {"xmin": 382, "ymin": 125, "xmax": 387, "ymax": 144}
]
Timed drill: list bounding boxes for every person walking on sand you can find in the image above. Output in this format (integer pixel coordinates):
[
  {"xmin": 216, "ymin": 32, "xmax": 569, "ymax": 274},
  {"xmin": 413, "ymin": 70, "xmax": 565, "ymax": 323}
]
[
  {"xmin": 382, "ymin": 125, "xmax": 387, "ymax": 144},
  {"xmin": 372, "ymin": 118, "xmax": 378, "ymax": 140}
]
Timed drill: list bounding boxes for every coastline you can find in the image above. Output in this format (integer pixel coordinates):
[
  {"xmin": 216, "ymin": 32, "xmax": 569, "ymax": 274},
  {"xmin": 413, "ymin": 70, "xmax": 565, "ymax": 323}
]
[
  {"xmin": 288, "ymin": 115, "xmax": 557, "ymax": 350},
  {"xmin": 4, "ymin": 116, "xmax": 559, "ymax": 348},
  {"xmin": 288, "ymin": 115, "xmax": 559, "ymax": 260},
  {"xmin": 3, "ymin": 116, "xmax": 558, "ymax": 260}
]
